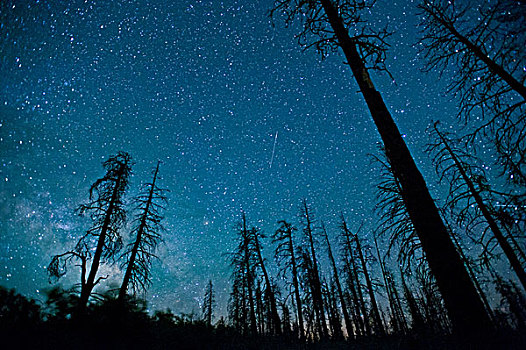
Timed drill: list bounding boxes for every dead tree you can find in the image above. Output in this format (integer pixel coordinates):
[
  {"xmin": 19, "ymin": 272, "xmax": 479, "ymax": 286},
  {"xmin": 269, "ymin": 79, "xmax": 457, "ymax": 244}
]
[
  {"xmin": 49, "ymin": 152, "xmax": 133, "ymax": 309},
  {"xmin": 428, "ymin": 123, "xmax": 526, "ymax": 291},
  {"xmin": 321, "ymin": 222, "xmax": 353, "ymax": 338},
  {"xmin": 299, "ymin": 199, "xmax": 328, "ymax": 338},
  {"xmin": 354, "ymin": 229, "xmax": 385, "ymax": 335},
  {"xmin": 119, "ymin": 161, "xmax": 167, "ymax": 300},
  {"xmin": 418, "ymin": 0, "xmax": 526, "ymax": 182},
  {"xmin": 273, "ymin": 220, "xmax": 305, "ymax": 339},
  {"xmin": 251, "ymin": 227, "xmax": 282, "ymax": 335},
  {"xmin": 340, "ymin": 215, "xmax": 369, "ymax": 336},
  {"xmin": 202, "ymin": 280, "xmax": 215, "ymax": 326}
]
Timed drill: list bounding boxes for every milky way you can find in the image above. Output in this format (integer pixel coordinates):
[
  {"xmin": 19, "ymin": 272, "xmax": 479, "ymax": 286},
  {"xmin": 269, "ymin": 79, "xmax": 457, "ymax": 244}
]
[{"xmin": 1, "ymin": 0, "xmax": 464, "ymax": 315}]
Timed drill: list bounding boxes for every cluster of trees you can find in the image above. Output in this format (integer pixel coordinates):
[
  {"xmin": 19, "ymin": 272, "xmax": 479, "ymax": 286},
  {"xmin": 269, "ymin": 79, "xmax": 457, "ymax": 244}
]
[
  {"xmin": 224, "ymin": 0, "xmax": 526, "ymax": 343},
  {"xmin": 47, "ymin": 152, "xmax": 168, "ymax": 312}
]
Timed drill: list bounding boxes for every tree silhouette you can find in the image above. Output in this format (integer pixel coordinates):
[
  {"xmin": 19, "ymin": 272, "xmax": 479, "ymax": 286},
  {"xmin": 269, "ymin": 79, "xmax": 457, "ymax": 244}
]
[
  {"xmin": 228, "ymin": 213, "xmax": 257, "ymax": 335},
  {"xmin": 119, "ymin": 161, "xmax": 168, "ymax": 301},
  {"xmin": 202, "ymin": 280, "xmax": 215, "ymax": 327},
  {"xmin": 321, "ymin": 222, "xmax": 353, "ymax": 338},
  {"xmin": 48, "ymin": 152, "xmax": 133, "ymax": 309},
  {"xmin": 250, "ymin": 226, "xmax": 282, "ymax": 334},
  {"xmin": 418, "ymin": 0, "xmax": 526, "ymax": 183},
  {"xmin": 428, "ymin": 123, "xmax": 526, "ymax": 291},
  {"xmin": 299, "ymin": 199, "xmax": 328, "ymax": 338},
  {"xmin": 340, "ymin": 215, "xmax": 369, "ymax": 336},
  {"xmin": 273, "ymin": 220, "xmax": 305, "ymax": 339},
  {"xmin": 271, "ymin": 0, "xmax": 491, "ymax": 333}
]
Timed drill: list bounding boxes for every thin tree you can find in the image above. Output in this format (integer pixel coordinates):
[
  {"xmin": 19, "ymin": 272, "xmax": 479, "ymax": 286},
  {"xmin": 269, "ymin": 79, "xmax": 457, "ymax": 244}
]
[
  {"xmin": 273, "ymin": 220, "xmax": 305, "ymax": 339},
  {"xmin": 251, "ymin": 227, "xmax": 282, "ymax": 334},
  {"xmin": 119, "ymin": 161, "xmax": 167, "ymax": 300},
  {"xmin": 340, "ymin": 215, "xmax": 369, "ymax": 336},
  {"xmin": 202, "ymin": 280, "xmax": 216, "ymax": 326},
  {"xmin": 299, "ymin": 199, "xmax": 328, "ymax": 338},
  {"xmin": 373, "ymin": 234, "xmax": 408, "ymax": 334},
  {"xmin": 354, "ymin": 229, "xmax": 385, "ymax": 335},
  {"xmin": 321, "ymin": 222, "xmax": 353, "ymax": 339},
  {"xmin": 48, "ymin": 152, "xmax": 133, "ymax": 309},
  {"xmin": 428, "ymin": 123, "xmax": 526, "ymax": 291},
  {"xmin": 418, "ymin": 0, "xmax": 526, "ymax": 180},
  {"xmin": 271, "ymin": 0, "xmax": 491, "ymax": 333}
]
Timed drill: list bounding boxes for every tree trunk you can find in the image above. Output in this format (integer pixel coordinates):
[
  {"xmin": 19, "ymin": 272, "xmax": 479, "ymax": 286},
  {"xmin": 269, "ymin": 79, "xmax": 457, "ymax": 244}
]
[
  {"xmin": 322, "ymin": 224, "xmax": 354, "ymax": 339},
  {"xmin": 288, "ymin": 227, "xmax": 305, "ymax": 339},
  {"xmin": 436, "ymin": 126, "xmax": 526, "ymax": 292},
  {"xmin": 302, "ymin": 200, "xmax": 328, "ymax": 338},
  {"xmin": 118, "ymin": 162, "xmax": 159, "ymax": 301},
  {"xmin": 354, "ymin": 231, "xmax": 385, "ymax": 335},
  {"xmin": 253, "ymin": 232, "xmax": 282, "ymax": 334},
  {"xmin": 79, "ymin": 171, "xmax": 123, "ymax": 308},
  {"xmin": 320, "ymin": 0, "xmax": 492, "ymax": 334}
]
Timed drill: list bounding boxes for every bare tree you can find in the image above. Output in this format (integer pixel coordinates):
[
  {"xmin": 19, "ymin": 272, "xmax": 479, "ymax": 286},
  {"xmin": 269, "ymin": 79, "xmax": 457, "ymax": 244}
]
[
  {"xmin": 273, "ymin": 220, "xmax": 305, "ymax": 339},
  {"xmin": 321, "ymin": 222, "xmax": 353, "ymax": 338},
  {"xmin": 299, "ymin": 199, "xmax": 328, "ymax": 338},
  {"xmin": 418, "ymin": 0, "xmax": 526, "ymax": 180},
  {"xmin": 119, "ymin": 161, "xmax": 167, "ymax": 301},
  {"xmin": 48, "ymin": 152, "xmax": 133, "ymax": 309},
  {"xmin": 202, "ymin": 280, "xmax": 216, "ymax": 327},
  {"xmin": 428, "ymin": 123, "xmax": 526, "ymax": 291}
]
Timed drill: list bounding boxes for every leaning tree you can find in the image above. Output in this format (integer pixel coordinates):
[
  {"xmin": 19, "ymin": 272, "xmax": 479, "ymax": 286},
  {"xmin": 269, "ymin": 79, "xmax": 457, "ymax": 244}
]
[
  {"xmin": 48, "ymin": 152, "xmax": 133, "ymax": 309},
  {"xmin": 119, "ymin": 161, "xmax": 168, "ymax": 301}
]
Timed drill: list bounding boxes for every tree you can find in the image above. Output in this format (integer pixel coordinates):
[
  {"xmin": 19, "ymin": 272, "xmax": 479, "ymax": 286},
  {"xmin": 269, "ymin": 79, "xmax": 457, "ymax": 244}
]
[
  {"xmin": 271, "ymin": 0, "xmax": 492, "ymax": 333},
  {"xmin": 273, "ymin": 220, "xmax": 305, "ymax": 339},
  {"xmin": 119, "ymin": 161, "xmax": 168, "ymax": 300},
  {"xmin": 340, "ymin": 215, "xmax": 369, "ymax": 336},
  {"xmin": 373, "ymin": 234, "xmax": 408, "ymax": 334},
  {"xmin": 228, "ymin": 213, "xmax": 257, "ymax": 335},
  {"xmin": 428, "ymin": 123, "xmax": 526, "ymax": 291},
  {"xmin": 418, "ymin": 0, "xmax": 526, "ymax": 182},
  {"xmin": 321, "ymin": 222, "xmax": 353, "ymax": 338},
  {"xmin": 353, "ymin": 229, "xmax": 385, "ymax": 335},
  {"xmin": 299, "ymin": 199, "xmax": 328, "ymax": 338},
  {"xmin": 250, "ymin": 226, "xmax": 282, "ymax": 334},
  {"xmin": 202, "ymin": 280, "xmax": 216, "ymax": 327},
  {"xmin": 49, "ymin": 152, "xmax": 133, "ymax": 309}
]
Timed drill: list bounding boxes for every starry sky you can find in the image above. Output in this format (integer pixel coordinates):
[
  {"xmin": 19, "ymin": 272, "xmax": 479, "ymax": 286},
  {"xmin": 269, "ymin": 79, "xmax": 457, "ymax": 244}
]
[{"xmin": 0, "ymin": 0, "xmax": 466, "ymax": 315}]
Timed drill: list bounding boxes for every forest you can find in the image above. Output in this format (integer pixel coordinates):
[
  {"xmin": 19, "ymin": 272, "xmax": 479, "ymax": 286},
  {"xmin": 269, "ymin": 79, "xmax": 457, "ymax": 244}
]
[{"xmin": 1, "ymin": 0, "xmax": 525, "ymax": 348}]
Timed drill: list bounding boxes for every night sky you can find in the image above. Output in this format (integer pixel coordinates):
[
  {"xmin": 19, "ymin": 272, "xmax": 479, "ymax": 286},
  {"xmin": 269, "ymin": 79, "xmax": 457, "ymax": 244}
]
[{"xmin": 1, "ymin": 0, "xmax": 465, "ymax": 316}]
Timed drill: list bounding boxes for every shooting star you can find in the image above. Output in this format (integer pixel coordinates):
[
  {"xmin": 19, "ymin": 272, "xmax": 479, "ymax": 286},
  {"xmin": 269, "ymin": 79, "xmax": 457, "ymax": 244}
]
[{"xmin": 269, "ymin": 131, "xmax": 278, "ymax": 169}]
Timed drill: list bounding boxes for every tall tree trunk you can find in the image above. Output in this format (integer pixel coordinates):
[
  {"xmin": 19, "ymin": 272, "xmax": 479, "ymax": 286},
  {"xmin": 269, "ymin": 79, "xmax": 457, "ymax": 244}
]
[
  {"xmin": 253, "ymin": 232, "xmax": 282, "ymax": 334},
  {"xmin": 435, "ymin": 125, "xmax": 526, "ymax": 292},
  {"xmin": 322, "ymin": 224, "xmax": 354, "ymax": 339},
  {"xmin": 342, "ymin": 219, "xmax": 370, "ymax": 336},
  {"xmin": 79, "ymin": 172, "xmax": 123, "ymax": 308},
  {"xmin": 118, "ymin": 162, "xmax": 159, "ymax": 301},
  {"xmin": 242, "ymin": 215, "xmax": 258, "ymax": 335},
  {"xmin": 374, "ymin": 234, "xmax": 407, "ymax": 334},
  {"xmin": 320, "ymin": 0, "xmax": 492, "ymax": 334},
  {"xmin": 302, "ymin": 200, "xmax": 328, "ymax": 338},
  {"xmin": 289, "ymin": 228, "xmax": 305, "ymax": 339},
  {"xmin": 354, "ymin": 231, "xmax": 385, "ymax": 336}
]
